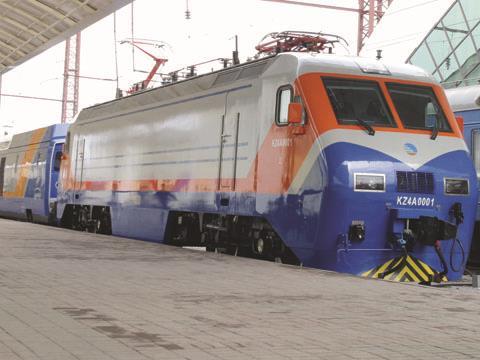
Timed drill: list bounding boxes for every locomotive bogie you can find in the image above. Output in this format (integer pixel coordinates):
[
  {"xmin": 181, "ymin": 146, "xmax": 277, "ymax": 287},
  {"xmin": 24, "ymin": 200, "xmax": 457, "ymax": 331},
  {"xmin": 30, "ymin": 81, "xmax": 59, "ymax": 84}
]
[{"xmin": 163, "ymin": 210, "xmax": 299, "ymax": 263}]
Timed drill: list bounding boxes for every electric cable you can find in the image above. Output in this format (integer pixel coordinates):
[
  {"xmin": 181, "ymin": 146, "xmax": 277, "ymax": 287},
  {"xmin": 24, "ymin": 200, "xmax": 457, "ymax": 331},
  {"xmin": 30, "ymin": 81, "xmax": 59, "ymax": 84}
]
[{"xmin": 450, "ymin": 237, "xmax": 466, "ymax": 273}]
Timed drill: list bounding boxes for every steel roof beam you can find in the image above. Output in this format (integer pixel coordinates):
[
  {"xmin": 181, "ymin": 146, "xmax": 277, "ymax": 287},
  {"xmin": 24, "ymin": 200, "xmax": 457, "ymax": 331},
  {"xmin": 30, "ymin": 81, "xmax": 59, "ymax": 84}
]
[
  {"xmin": 0, "ymin": 38, "xmax": 26, "ymax": 57},
  {"xmin": 26, "ymin": 0, "xmax": 77, "ymax": 26},
  {"xmin": 70, "ymin": 0, "xmax": 98, "ymax": 13},
  {"xmin": 0, "ymin": 1, "xmax": 57, "ymax": 33},
  {"xmin": 0, "ymin": 27, "xmax": 29, "ymax": 46},
  {"xmin": 0, "ymin": 0, "xmax": 134, "ymax": 75},
  {"xmin": 0, "ymin": 25, "xmax": 38, "ymax": 53},
  {"xmin": 0, "ymin": 46, "xmax": 16, "ymax": 60},
  {"xmin": 1, "ymin": 16, "xmax": 49, "ymax": 42}
]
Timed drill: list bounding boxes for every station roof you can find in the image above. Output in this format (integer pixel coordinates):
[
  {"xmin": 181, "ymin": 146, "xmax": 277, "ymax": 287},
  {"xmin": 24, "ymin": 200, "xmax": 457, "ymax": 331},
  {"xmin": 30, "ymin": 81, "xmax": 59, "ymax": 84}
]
[
  {"xmin": 0, "ymin": 0, "xmax": 132, "ymax": 75},
  {"xmin": 407, "ymin": 0, "xmax": 480, "ymax": 89}
]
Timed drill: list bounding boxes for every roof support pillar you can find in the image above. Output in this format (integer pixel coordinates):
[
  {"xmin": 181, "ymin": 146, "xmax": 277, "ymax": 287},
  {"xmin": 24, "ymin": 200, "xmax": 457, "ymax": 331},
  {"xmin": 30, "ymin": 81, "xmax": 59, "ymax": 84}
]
[{"xmin": 61, "ymin": 32, "xmax": 81, "ymax": 124}]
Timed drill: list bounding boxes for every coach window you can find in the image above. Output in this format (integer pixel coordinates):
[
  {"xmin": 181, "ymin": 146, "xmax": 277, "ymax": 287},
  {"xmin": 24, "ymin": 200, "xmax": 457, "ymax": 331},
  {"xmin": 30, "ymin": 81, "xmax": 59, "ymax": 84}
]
[
  {"xmin": 473, "ymin": 130, "xmax": 480, "ymax": 178},
  {"xmin": 275, "ymin": 85, "xmax": 293, "ymax": 125}
]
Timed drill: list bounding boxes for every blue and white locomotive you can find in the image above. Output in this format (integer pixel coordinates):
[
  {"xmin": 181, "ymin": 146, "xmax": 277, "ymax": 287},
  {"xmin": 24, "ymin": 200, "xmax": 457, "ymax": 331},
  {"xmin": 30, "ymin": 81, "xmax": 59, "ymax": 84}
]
[{"xmin": 53, "ymin": 51, "xmax": 477, "ymax": 283}]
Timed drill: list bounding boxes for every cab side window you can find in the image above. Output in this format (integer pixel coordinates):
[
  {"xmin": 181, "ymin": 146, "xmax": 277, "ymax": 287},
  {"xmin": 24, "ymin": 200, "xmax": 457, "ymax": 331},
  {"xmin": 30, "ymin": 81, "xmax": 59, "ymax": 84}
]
[
  {"xmin": 275, "ymin": 85, "xmax": 293, "ymax": 125},
  {"xmin": 473, "ymin": 129, "xmax": 480, "ymax": 178},
  {"xmin": 64, "ymin": 132, "xmax": 70, "ymax": 154},
  {"xmin": 54, "ymin": 151, "xmax": 63, "ymax": 171}
]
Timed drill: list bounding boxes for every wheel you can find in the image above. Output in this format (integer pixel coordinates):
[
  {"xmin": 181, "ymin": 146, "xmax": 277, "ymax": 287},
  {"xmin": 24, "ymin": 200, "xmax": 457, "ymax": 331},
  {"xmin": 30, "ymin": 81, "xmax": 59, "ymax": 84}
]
[
  {"xmin": 252, "ymin": 236, "xmax": 271, "ymax": 257},
  {"xmin": 225, "ymin": 244, "xmax": 239, "ymax": 256},
  {"xmin": 77, "ymin": 206, "xmax": 90, "ymax": 231},
  {"xmin": 280, "ymin": 247, "xmax": 301, "ymax": 266}
]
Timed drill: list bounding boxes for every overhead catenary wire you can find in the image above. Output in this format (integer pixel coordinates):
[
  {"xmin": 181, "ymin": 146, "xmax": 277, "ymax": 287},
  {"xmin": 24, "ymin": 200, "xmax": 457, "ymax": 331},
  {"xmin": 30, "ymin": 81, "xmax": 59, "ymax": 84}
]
[
  {"xmin": 131, "ymin": 0, "xmax": 136, "ymax": 72},
  {"xmin": 382, "ymin": 0, "xmax": 444, "ymax": 17},
  {"xmin": 113, "ymin": 11, "xmax": 120, "ymax": 94},
  {"xmin": 0, "ymin": 93, "xmax": 64, "ymax": 102},
  {"xmin": 363, "ymin": 32, "xmax": 420, "ymax": 49},
  {"xmin": 364, "ymin": 24, "xmax": 478, "ymax": 51},
  {"xmin": 364, "ymin": 0, "xmax": 464, "ymax": 51}
]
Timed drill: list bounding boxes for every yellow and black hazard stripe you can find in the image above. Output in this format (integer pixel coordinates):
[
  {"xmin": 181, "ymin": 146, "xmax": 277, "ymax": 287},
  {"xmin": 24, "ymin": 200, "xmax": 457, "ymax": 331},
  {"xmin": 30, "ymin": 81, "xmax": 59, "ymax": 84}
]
[{"xmin": 362, "ymin": 255, "xmax": 447, "ymax": 283}]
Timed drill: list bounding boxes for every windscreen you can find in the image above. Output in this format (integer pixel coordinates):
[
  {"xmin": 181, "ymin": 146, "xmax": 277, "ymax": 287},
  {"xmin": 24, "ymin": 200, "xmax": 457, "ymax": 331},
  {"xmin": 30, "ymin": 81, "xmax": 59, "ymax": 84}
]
[
  {"xmin": 323, "ymin": 78, "xmax": 395, "ymax": 127},
  {"xmin": 386, "ymin": 83, "xmax": 452, "ymax": 132}
]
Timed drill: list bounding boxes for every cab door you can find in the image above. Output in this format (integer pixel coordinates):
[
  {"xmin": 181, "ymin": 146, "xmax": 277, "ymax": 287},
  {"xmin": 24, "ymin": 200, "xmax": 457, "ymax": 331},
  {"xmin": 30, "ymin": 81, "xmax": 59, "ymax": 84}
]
[
  {"xmin": 218, "ymin": 110, "xmax": 240, "ymax": 191},
  {"xmin": 0, "ymin": 157, "xmax": 5, "ymax": 197},
  {"xmin": 73, "ymin": 137, "xmax": 85, "ymax": 204},
  {"xmin": 217, "ymin": 90, "xmax": 243, "ymax": 210}
]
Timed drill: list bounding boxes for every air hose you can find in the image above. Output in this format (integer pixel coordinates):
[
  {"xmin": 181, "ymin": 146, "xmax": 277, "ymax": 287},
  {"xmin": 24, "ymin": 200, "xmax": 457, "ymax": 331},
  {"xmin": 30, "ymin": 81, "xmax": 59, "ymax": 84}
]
[
  {"xmin": 378, "ymin": 246, "xmax": 408, "ymax": 279},
  {"xmin": 433, "ymin": 240, "xmax": 448, "ymax": 283},
  {"xmin": 449, "ymin": 202, "xmax": 466, "ymax": 273}
]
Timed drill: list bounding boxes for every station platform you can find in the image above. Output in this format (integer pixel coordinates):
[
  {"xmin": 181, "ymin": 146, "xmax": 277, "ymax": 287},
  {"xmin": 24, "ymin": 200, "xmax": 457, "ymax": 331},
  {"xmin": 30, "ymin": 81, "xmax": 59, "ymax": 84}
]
[{"xmin": 0, "ymin": 219, "xmax": 479, "ymax": 360}]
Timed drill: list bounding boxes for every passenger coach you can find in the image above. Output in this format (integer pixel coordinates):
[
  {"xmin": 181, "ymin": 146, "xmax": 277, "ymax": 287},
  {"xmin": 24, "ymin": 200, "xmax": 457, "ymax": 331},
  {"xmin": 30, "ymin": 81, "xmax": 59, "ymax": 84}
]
[
  {"xmin": 0, "ymin": 124, "xmax": 67, "ymax": 223},
  {"xmin": 446, "ymin": 85, "xmax": 480, "ymax": 266}
]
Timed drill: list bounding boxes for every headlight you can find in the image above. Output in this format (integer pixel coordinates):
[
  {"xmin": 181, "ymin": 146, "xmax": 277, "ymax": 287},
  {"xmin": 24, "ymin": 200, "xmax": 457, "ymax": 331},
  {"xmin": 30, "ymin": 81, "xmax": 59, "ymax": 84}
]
[
  {"xmin": 354, "ymin": 173, "xmax": 385, "ymax": 192},
  {"xmin": 444, "ymin": 178, "xmax": 469, "ymax": 195}
]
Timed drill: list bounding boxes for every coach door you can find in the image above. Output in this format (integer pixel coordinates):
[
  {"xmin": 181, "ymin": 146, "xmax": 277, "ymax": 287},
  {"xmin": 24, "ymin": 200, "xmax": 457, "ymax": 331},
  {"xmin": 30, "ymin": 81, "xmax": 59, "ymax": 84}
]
[
  {"xmin": 0, "ymin": 157, "xmax": 5, "ymax": 197},
  {"xmin": 73, "ymin": 137, "xmax": 85, "ymax": 203},
  {"xmin": 49, "ymin": 143, "xmax": 63, "ymax": 201},
  {"xmin": 218, "ymin": 91, "xmax": 241, "ymax": 191}
]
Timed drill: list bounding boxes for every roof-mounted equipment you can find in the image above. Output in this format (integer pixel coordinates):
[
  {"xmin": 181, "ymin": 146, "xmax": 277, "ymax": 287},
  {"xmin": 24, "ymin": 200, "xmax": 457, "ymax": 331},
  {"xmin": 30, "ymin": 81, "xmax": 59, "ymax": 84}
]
[{"xmin": 255, "ymin": 30, "xmax": 349, "ymax": 57}]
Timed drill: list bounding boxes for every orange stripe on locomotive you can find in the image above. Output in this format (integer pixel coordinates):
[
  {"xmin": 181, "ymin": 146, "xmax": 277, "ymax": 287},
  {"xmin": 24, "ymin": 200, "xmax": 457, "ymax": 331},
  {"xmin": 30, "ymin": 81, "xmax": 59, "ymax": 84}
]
[{"xmin": 60, "ymin": 73, "xmax": 463, "ymax": 195}]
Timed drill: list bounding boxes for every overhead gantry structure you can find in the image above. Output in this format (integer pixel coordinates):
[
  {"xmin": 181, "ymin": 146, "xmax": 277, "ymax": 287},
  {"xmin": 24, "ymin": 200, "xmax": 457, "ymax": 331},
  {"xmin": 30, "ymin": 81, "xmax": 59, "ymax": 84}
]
[{"xmin": 260, "ymin": 0, "xmax": 394, "ymax": 55}]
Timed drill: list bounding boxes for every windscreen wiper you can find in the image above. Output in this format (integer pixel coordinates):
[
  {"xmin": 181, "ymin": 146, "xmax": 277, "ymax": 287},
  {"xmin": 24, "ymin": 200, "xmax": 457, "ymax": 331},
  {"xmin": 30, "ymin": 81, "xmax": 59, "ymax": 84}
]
[
  {"xmin": 355, "ymin": 118, "xmax": 375, "ymax": 136},
  {"xmin": 326, "ymin": 88, "xmax": 375, "ymax": 136},
  {"xmin": 430, "ymin": 119, "xmax": 439, "ymax": 140},
  {"xmin": 430, "ymin": 105, "xmax": 440, "ymax": 140}
]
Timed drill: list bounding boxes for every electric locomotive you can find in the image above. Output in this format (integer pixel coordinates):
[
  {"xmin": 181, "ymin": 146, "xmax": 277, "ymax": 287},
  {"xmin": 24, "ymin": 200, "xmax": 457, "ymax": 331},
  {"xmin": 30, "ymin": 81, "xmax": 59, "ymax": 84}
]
[
  {"xmin": 445, "ymin": 85, "xmax": 480, "ymax": 266},
  {"xmin": 56, "ymin": 48, "xmax": 477, "ymax": 283},
  {"xmin": 0, "ymin": 124, "xmax": 67, "ymax": 223}
]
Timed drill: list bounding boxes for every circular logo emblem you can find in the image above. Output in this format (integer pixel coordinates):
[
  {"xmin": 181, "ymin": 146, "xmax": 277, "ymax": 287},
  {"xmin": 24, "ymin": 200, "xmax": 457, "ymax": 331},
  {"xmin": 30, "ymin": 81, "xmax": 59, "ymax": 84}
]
[{"xmin": 404, "ymin": 143, "xmax": 418, "ymax": 156}]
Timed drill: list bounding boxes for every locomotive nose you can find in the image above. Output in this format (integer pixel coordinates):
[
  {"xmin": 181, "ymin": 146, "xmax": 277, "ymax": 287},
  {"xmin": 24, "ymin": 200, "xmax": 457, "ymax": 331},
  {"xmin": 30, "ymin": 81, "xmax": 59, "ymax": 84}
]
[{"xmin": 340, "ymin": 159, "xmax": 476, "ymax": 283}]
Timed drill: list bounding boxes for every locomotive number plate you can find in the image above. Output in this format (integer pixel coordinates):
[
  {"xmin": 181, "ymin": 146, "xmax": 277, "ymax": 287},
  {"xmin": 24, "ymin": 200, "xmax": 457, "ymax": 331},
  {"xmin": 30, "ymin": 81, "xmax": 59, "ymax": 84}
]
[{"xmin": 396, "ymin": 196, "xmax": 435, "ymax": 207}]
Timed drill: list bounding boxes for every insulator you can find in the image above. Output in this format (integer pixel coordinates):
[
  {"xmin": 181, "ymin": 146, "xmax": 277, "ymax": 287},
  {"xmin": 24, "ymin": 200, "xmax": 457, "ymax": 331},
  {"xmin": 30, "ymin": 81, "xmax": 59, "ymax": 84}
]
[{"xmin": 185, "ymin": 0, "xmax": 191, "ymax": 19}]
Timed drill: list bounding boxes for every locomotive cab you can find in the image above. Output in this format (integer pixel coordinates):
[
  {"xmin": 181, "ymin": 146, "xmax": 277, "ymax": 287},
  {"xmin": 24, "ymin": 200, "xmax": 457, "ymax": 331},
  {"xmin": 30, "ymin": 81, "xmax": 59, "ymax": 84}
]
[{"xmin": 289, "ymin": 58, "xmax": 477, "ymax": 282}]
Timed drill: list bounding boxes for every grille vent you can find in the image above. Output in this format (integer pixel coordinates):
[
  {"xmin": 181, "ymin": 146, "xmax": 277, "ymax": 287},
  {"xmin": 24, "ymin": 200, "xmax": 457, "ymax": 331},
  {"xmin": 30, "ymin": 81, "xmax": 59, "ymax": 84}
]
[{"xmin": 396, "ymin": 171, "xmax": 434, "ymax": 194}]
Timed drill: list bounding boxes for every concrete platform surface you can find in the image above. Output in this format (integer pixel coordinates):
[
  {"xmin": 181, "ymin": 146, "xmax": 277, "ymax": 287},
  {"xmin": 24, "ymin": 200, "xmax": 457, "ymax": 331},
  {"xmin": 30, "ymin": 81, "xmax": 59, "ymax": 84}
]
[{"xmin": 0, "ymin": 219, "xmax": 479, "ymax": 360}]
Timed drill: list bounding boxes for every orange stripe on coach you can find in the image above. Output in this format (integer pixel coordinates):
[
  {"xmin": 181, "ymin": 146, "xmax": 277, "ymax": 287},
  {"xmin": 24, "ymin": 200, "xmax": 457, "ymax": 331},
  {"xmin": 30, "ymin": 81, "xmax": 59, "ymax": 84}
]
[{"xmin": 4, "ymin": 127, "xmax": 48, "ymax": 198}]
